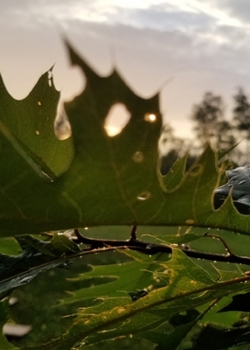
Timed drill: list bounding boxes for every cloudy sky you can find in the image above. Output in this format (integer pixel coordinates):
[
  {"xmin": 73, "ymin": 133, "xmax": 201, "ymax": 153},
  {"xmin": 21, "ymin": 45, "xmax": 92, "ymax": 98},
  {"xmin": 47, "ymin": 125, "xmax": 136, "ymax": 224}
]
[{"xmin": 1, "ymin": 0, "xmax": 250, "ymax": 139}]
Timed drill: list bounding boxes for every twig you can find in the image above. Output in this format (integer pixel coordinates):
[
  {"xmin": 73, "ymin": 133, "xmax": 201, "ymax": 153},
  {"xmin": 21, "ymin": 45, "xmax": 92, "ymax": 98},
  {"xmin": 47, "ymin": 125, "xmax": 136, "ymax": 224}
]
[
  {"xmin": 74, "ymin": 228, "xmax": 250, "ymax": 266},
  {"xmin": 204, "ymin": 233, "xmax": 234, "ymax": 256}
]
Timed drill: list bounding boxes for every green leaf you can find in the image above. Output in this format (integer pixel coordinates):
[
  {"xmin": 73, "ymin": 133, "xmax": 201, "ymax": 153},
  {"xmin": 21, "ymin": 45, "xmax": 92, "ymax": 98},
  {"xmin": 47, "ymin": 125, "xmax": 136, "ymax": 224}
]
[
  {"xmin": 0, "ymin": 40, "xmax": 250, "ymax": 235},
  {"xmin": 144, "ymin": 309, "xmax": 200, "ymax": 350},
  {"xmin": 2, "ymin": 38, "xmax": 250, "ymax": 350},
  {"xmin": 142, "ymin": 232, "xmax": 202, "ymax": 245},
  {"xmin": 23, "ymin": 248, "xmax": 250, "ymax": 349},
  {"xmin": 0, "ymin": 69, "xmax": 74, "ymax": 179},
  {"xmin": 161, "ymin": 153, "xmax": 188, "ymax": 191},
  {"xmin": 16, "ymin": 233, "xmax": 81, "ymax": 257},
  {"xmin": 0, "ymin": 233, "xmax": 80, "ymax": 296}
]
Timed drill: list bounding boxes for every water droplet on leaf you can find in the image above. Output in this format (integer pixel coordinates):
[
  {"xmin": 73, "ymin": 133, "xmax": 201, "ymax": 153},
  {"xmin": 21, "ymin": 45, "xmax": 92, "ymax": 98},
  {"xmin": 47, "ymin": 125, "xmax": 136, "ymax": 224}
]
[
  {"xmin": 137, "ymin": 191, "xmax": 151, "ymax": 201},
  {"xmin": 144, "ymin": 113, "xmax": 157, "ymax": 122},
  {"xmin": 185, "ymin": 219, "xmax": 195, "ymax": 225},
  {"xmin": 132, "ymin": 151, "xmax": 144, "ymax": 163}
]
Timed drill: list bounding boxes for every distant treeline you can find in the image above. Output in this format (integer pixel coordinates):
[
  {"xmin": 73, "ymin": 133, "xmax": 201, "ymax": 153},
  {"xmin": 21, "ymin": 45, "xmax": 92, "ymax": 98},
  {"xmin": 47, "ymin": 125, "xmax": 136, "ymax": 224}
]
[{"xmin": 161, "ymin": 88, "xmax": 250, "ymax": 174}]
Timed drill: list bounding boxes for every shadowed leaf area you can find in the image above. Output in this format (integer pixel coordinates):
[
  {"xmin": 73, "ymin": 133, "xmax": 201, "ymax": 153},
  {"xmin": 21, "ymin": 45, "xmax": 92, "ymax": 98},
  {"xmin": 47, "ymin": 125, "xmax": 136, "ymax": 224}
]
[
  {"xmin": 191, "ymin": 323, "xmax": 250, "ymax": 350},
  {"xmin": 0, "ymin": 233, "xmax": 81, "ymax": 297}
]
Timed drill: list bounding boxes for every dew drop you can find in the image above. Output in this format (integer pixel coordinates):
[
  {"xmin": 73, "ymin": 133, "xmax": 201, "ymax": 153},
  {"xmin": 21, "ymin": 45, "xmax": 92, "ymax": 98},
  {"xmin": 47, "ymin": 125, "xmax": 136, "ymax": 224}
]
[
  {"xmin": 190, "ymin": 165, "xmax": 201, "ymax": 175},
  {"xmin": 137, "ymin": 191, "xmax": 151, "ymax": 201},
  {"xmin": 48, "ymin": 73, "xmax": 53, "ymax": 87},
  {"xmin": 185, "ymin": 219, "xmax": 195, "ymax": 225},
  {"xmin": 3, "ymin": 324, "xmax": 32, "ymax": 338},
  {"xmin": 238, "ymin": 180, "xmax": 246, "ymax": 185},
  {"xmin": 144, "ymin": 113, "xmax": 157, "ymax": 122},
  {"xmin": 147, "ymin": 284, "xmax": 153, "ymax": 291},
  {"xmin": 48, "ymin": 70, "xmax": 53, "ymax": 79},
  {"xmin": 20, "ymin": 276, "xmax": 32, "ymax": 284},
  {"xmin": 132, "ymin": 151, "xmax": 144, "ymax": 163},
  {"xmin": 8, "ymin": 297, "xmax": 18, "ymax": 306}
]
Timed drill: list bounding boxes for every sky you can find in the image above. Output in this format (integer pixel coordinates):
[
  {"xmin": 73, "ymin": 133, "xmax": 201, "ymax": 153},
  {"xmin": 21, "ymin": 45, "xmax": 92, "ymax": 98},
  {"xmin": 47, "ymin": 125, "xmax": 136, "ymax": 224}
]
[{"xmin": 1, "ymin": 0, "xmax": 250, "ymax": 140}]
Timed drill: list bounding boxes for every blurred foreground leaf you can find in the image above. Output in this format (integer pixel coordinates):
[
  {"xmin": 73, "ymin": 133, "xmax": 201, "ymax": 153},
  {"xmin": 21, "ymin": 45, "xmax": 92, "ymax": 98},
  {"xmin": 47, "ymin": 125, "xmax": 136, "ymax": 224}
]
[{"xmin": 0, "ymin": 41, "xmax": 249, "ymax": 235}]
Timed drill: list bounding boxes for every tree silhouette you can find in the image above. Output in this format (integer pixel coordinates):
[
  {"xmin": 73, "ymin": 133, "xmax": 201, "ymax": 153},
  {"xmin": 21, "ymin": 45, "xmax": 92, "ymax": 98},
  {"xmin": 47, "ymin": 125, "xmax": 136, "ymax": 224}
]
[
  {"xmin": 233, "ymin": 87, "xmax": 250, "ymax": 131},
  {"xmin": 191, "ymin": 92, "xmax": 235, "ymax": 153},
  {"xmin": 233, "ymin": 87, "xmax": 250, "ymax": 161}
]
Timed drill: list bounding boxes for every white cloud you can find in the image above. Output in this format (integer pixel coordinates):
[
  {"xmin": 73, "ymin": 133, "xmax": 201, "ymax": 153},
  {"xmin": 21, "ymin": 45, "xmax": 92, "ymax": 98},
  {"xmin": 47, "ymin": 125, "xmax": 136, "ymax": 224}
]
[
  {"xmin": 209, "ymin": 0, "xmax": 250, "ymax": 24},
  {"xmin": 183, "ymin": 0, "xmax": 242, "ymax": 26}
]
